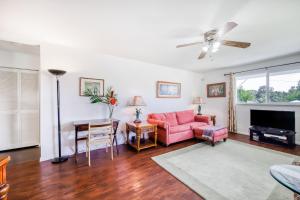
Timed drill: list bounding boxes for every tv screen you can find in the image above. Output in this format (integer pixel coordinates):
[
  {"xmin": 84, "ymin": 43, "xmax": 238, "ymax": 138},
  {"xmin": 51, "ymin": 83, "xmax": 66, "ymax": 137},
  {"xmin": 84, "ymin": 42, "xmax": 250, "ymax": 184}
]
[{"xmin": 250, "ymin": 110, "xmax": 295, "ymax": 131}]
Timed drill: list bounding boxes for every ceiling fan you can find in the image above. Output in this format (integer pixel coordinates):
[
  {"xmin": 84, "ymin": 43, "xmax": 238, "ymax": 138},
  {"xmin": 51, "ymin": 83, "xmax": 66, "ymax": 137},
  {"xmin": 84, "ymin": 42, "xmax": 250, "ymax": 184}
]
[{"xmin": 176, "ymin": 22, "xmax": 251, "ymax": 59}]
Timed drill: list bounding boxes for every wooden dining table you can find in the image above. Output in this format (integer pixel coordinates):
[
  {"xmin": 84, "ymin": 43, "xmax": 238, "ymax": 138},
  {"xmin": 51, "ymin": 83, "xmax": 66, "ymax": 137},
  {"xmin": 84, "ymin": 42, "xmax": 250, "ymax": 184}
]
[{"xmin": 73, "ymin": 118, "xmax": 120, "ymax": 162}]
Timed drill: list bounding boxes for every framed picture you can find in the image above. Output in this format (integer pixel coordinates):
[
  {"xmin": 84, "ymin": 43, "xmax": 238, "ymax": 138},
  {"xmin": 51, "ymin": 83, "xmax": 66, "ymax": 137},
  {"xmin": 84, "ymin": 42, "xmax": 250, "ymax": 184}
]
[
  {"xmin": 156, "ymin": 81, "xmax": 181, "ymax": 98},
  {"xmin": 79, "ymin": 77, "xmax": 104, "ymax": 96},
  {"xmin": 207, "ymin": 82, "xmax": 226, "ymax": 98}
]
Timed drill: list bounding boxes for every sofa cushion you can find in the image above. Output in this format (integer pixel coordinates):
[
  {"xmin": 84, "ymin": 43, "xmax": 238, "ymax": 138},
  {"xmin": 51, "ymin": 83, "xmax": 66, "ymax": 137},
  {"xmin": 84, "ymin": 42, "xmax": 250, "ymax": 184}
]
[
  {"xmin": 188, "ymin": 122, "xmax": 208, "ymax": 129},
  {"xmin": 176, "ymin": 110, "xmax": 195, "ymax": 124},
  {"xmin": 151, "ymin": 113, "xmax": 166, "ymax": 121},
  {"xmin": 164, "ymin": 112, "xmax": 178, "ymax": 126},
  {"xmin": 169, "ymin": 124, "xmax": 191, "ymax": 134}
]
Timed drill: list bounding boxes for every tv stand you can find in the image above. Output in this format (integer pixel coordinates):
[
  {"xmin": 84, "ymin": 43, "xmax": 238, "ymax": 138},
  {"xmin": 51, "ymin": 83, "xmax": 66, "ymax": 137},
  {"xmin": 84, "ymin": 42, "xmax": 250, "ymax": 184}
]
[{"xmin": 249, "ymin": 126, "xmax": 295, "ymax": 147}]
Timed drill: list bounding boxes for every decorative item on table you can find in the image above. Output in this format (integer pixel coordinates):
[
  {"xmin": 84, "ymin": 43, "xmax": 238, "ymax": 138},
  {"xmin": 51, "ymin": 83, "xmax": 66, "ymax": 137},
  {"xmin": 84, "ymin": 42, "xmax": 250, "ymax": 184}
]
[
  {"xmin": 85, "ymin": 86, "xmax": 118, "ymax": 119},
  {"xmin": 156, "ymin": 81, "xmax": 181, "ymax": 98},
  {"xmin": 48, "ymin": 69, "xmax": 68, "ymax": 164},
  {"xmin": 193, "ymin": 97, "xmax": 204, "ymax": 115},
  {"xmin": 80, "ymin": 77, "xmax": 104, "ymax": 96},
  {"xmin": 207, "ymin": 82, "xmax": 226, "ymax": 98},
  {"xmin": 129, "ymin": 96, "xmax": 146, "ymax": 123}
]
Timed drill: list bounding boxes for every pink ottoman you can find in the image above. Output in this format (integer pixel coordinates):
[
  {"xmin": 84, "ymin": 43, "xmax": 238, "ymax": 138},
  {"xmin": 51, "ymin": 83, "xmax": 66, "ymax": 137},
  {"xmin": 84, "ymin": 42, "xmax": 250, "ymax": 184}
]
[{"xmin": 194, "ymin": 125, "xmax": 228, "ymax": 146}]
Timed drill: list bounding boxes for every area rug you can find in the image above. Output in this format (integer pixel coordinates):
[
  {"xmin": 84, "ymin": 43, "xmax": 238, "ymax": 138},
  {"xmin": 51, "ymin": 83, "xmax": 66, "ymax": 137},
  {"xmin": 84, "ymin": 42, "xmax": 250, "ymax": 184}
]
[{"xmin": 152, "ymin": 140, "xmax": 299, "ymax": 200}]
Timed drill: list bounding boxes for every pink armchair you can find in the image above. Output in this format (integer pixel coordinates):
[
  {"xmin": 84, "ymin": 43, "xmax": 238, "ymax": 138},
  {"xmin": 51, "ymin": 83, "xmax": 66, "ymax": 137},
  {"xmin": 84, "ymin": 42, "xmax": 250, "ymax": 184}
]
[{"xmin": 147, "ymin": 110, "xmax": 212, "ymax": 146}]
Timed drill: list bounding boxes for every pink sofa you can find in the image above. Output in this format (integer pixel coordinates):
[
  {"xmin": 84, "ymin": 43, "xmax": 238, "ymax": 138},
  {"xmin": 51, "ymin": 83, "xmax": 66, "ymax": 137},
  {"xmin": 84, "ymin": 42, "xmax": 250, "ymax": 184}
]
[{"xmin": 147, "ymin": 110, "xmax": 212, "ymax": 146}]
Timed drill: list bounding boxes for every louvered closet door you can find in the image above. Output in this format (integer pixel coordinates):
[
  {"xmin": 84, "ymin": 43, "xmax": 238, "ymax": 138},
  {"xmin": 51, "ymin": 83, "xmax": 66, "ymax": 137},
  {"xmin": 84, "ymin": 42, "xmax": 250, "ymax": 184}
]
[
  {"xmin": 20, "ymin": 72, "xmax": 39, "ymax": 147},
  {"xmin": 0, "ymin": 69, "xmax": 39, "ymax": 151},
  {"xmin": 0, "ymin": 70, "xmax": 19, "ymax": 150}
]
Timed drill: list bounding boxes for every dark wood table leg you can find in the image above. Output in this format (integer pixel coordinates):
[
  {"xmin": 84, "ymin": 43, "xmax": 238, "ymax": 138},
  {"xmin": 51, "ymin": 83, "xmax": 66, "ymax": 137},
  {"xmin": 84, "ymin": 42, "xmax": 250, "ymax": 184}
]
[
  {"xmin": 113, "ymin": 120, "xmax": 119, "ymax": 155},
  {"xmin": 75, "ymin": 126, "xmax": 78, "ymax": 163},
  {"xmin": 115, "ymin": 135, "xmax": 119, "ymax": 155}
]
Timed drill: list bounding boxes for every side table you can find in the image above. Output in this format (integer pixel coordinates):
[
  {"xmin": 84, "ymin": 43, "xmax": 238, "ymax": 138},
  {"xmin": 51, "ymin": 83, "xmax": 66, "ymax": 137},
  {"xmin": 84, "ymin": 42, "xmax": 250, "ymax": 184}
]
[
  {"xmin": 126, "ymin": 122, "xmax": 157, "ymax": 152},
  {"xmin": 210, "ymin": 115, "xmax": 216, "ymax": 126}
]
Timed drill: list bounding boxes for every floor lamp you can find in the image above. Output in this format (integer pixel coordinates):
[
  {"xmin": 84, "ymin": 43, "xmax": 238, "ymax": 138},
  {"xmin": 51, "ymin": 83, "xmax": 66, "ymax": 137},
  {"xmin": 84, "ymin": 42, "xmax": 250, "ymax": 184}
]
[{"xmin": 49, "ymin": 69, "xmax": 68, "ymax": 164}]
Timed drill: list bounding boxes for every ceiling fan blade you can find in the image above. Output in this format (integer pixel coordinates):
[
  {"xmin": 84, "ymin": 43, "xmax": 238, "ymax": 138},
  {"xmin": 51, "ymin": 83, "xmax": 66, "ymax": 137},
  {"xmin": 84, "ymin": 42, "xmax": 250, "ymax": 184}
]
[
  {"xmin": 219, "ymin": 22, "xmax": 238, "ymax": 35},
  {"xmin": 221, "ymin": 40, "xmax": 251, "ymax": 48},
  {"xmin": 176, "ymin": 41, "xmax": 203, "ymax": 48},
  {"xmin": 198, "ymin": 50, "xmax": 207, "ymax": 59}
]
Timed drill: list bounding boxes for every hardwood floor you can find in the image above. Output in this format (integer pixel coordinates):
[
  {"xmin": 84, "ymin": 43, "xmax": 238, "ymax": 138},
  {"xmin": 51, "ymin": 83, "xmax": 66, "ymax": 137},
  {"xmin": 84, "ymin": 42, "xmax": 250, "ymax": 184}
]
[
  {"xmin": 0, "ymin": 146, "xmax": 40, "ymax": 165},
  {"xmin": 6, "ymin": 133, "xmax": 300, "ymax": 200}
]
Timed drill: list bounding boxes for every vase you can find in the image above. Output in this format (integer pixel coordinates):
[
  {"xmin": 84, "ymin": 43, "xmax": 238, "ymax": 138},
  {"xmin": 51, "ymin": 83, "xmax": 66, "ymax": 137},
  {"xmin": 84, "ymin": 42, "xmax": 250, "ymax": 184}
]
[
  {"xmin": 109, "ymin": 111, "xmax": 113, "ymax": 119},
  {"xmin": 108, "ymin": 105, "xmax": 114, "ymax": 119}
]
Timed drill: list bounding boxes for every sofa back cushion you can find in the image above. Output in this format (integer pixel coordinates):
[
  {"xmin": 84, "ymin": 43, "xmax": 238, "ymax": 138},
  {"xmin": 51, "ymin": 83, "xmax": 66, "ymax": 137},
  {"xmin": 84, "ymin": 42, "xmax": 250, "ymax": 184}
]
[
  {"xmin": 150, "ymin": 113, "xmax": 166, "ymax": 121},
  {"xmin": 176, "ymin": 110, "xmax": 195, "ymax": 124},
  {"xmin": 164, "ymin": 112, "xmax": 178, "ymax": 126}
]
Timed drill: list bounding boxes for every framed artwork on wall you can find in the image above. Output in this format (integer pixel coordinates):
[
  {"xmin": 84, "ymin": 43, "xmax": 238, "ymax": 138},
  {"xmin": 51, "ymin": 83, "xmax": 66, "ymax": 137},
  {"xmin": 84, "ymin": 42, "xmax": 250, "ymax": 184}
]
[
  {"xmin": 207, "ymin": 82, "xmax": 226, "ymax": 98},
  {"xmin": 156, "ymin": 81, "xmax": 181, "ymax": 98},
  {"xmin": 79, "ymin": 77, "xmax": 104, "ymax": 96}
]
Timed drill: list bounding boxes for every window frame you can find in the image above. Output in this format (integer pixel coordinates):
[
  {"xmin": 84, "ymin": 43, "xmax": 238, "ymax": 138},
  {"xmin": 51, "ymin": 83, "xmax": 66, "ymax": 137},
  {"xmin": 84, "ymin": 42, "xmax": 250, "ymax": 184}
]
[{"xmin": 235, "ymin": 68, "xmax": 300, "ymax": 106}]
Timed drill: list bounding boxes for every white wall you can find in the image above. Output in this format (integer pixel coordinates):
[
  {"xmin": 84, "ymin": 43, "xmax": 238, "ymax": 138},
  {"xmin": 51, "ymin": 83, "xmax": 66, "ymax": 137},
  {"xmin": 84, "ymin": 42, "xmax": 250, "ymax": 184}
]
[
  {"xmin": 0, "ymin": 49, "xmax": 39, "ymax": 70},
  {"xmin": 40, "ymin": 44, "xmax": 201, "ymax": 161},
  {"xmin": 201, "ymin": 53, "xmax": 300, "ymax": 143}
]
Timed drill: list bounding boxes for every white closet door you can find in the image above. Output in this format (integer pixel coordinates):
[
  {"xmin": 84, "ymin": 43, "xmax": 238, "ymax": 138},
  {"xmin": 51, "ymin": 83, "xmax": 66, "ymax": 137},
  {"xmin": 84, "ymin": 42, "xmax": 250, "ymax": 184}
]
[
  {"xmin": 0, "ymin": 71, "xmax": 19, "ymax": 150},
  {"xmin": 0, "ymin": 69, "xmax": 39, "ymax": 151},
  {"xmin": 20, "ymin": 72, "xmax": 39, "ymax": 146}
]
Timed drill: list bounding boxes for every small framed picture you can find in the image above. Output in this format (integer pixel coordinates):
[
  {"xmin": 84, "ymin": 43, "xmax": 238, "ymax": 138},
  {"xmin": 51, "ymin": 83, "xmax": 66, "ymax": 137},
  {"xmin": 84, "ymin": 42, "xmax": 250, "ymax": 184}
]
[
  {"xmin": 79, "ymin": 77, "xmax": 104, "ymax": 96},
  {"xmin": 156, "ymin": 81, "xmax": 181, "ymax": 98},
  {"xmin": 207, "ymin": 82, "xmax": 226, "ymax": 98}
]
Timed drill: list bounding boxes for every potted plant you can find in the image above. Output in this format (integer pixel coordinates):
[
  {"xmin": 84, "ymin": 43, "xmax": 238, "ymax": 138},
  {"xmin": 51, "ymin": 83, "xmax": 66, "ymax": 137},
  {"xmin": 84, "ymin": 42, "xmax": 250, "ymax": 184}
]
[{"xmin": 85, "ymin": 86, "xmax": 118, "ymax": 119}]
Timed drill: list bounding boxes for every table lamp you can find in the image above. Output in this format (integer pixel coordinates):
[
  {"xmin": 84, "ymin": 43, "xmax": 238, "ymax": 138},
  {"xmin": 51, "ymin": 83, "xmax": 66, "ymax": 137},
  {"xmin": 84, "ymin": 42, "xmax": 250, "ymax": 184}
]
[
  {"xmin": 48, "ymin": 69, "xmax": 68, "ymax": 164},
  {"xmin": 193, "ymin": 97, "xmax": 204, "ymax": 115},
  {"xmin": 129, "ymin": 96, "xmax": 146, "ymax": 123}
]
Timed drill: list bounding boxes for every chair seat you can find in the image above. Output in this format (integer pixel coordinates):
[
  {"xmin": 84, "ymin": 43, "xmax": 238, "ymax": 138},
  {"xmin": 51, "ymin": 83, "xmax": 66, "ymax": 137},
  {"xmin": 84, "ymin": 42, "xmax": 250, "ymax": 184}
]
[{"xmin": 90, "ymin": 132, "xmax": 112, "ymax": 137}]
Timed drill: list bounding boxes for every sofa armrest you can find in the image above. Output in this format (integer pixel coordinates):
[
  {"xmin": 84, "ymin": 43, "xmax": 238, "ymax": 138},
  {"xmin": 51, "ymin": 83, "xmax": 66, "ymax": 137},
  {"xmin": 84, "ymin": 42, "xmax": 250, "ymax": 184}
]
[
  {"xmin": 147, "ymin": 119, "xmax": 170, "ymax": 129},
  {"xmin": 194, "ymin": 115, "xmax": 212, "ymax": 125}
]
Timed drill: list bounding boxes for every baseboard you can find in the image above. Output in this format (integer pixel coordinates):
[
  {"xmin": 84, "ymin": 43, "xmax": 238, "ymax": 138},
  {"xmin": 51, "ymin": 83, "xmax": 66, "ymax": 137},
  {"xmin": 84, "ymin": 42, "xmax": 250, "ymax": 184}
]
[{"xmin": 40, "ymin": 133, "xmax": 126, "ymax": 162}]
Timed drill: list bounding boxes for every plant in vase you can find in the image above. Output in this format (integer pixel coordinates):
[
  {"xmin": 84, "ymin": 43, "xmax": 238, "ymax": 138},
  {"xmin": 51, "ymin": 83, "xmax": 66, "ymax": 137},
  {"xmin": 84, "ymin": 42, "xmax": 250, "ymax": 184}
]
[{"xmin": 85, "ymin": 86, "xmax": 118, "ymax": 119}]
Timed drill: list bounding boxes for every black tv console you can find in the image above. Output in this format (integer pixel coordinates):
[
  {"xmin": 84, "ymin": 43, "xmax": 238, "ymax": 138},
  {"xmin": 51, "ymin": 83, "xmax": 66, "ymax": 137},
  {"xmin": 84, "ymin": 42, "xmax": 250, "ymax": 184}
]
[{"xmin": 249, "ymin": 126, "xmax": 296, "ymax": 147}]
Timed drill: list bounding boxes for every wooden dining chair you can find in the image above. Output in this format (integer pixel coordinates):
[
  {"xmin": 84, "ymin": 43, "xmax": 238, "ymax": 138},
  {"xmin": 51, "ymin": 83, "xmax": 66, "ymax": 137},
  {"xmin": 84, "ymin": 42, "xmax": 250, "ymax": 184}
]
[
  {"xmin": 0, "ymin": 156, "xmax": 10, "ymax": 200},
  {"xmin": 86, "ymin": 121, "xmax": 114, "ymax": 166},
  {"xmin": 0, "ymin": 184, "xmax": 9, "ymax": 200}
]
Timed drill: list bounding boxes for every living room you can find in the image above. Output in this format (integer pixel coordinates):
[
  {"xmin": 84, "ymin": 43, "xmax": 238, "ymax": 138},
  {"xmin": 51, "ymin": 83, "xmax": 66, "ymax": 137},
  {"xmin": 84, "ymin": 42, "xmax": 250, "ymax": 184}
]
[{"xmin": 0, "ymin": 1, "xmax": 300, "ymax": 200}]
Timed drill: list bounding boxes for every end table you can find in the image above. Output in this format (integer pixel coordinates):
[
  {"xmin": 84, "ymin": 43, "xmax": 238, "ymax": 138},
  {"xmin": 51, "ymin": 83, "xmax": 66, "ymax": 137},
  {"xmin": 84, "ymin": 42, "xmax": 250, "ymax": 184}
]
[
  {"xmin": 210, "ymin": 115, "xmax": 216, "ymax": 126},
  {"xmin": 126, "ymin": 122, "xmax": 157, "ymax": 152}
]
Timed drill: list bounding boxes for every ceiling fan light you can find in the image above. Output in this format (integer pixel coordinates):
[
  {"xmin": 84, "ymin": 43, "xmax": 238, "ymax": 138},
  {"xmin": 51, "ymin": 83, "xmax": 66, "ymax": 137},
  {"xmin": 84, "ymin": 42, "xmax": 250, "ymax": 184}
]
[
  {"xmin": 212, "ymin": 48, "xmax": 218, "ymax": 53},
  {"xmin": 213, "ymin": 42, "xmax": 221, "ymax": 49},
  {"xmin": 202, "ymin": 46, "xmax": 209, "ymax": 52}
]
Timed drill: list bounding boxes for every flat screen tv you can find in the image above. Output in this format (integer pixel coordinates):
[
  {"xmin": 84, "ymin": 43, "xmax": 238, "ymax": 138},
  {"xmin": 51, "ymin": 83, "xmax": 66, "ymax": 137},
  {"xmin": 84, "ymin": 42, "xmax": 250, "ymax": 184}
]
[{"xmin": 250, "ymin": 110, "xmax": 295, "ymax": 131}]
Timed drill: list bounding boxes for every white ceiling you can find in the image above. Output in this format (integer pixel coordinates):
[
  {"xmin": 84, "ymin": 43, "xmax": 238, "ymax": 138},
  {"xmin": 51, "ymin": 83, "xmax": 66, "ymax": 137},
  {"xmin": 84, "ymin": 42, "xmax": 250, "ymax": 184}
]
[{"xmin": 0, "ymin": 0, "xmax": 300, "ymax": 72}]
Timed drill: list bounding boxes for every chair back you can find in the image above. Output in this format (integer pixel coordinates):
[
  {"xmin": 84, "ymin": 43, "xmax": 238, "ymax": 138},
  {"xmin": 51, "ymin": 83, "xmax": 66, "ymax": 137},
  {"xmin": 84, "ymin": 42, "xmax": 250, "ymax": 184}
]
[{"xmin": 88, "ymin": 121, "xmax": 113, "ymax": 139}]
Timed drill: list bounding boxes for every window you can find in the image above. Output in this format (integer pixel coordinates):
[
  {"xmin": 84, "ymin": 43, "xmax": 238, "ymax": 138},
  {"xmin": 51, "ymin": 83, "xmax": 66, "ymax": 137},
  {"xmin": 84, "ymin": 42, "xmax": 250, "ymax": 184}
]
[
  {"xmin": 236, "ymin": 69, "xmax": 300, "ymax": 104},
  {"xmin": 269, "ymin": 71, "xmax": 300, "ymax": 103},
  {"xmin": 236, "ymin": 73, "xmax": 267, "ymax": 103}
]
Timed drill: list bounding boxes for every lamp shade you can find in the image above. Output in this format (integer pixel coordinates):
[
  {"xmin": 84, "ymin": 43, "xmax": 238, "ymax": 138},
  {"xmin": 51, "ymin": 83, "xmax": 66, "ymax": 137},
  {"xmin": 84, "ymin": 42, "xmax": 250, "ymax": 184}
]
[
  {"xmin": 193, "ymin": 97, "xmax": 204, "ymax": 104},
  {"xmin": 129, "ymin": 96, "xmax": 146, "ymax": 106},
  {"xmin": 48, "ymin": 69, "xmax": 66, "ymax": 76}
]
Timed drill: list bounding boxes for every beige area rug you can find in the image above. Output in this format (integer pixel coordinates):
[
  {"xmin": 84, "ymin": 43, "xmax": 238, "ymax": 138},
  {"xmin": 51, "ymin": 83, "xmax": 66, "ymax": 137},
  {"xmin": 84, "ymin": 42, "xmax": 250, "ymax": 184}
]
[{"xmin": 152, "ymin": 140, "xmax": 299, "ymax": 200}]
